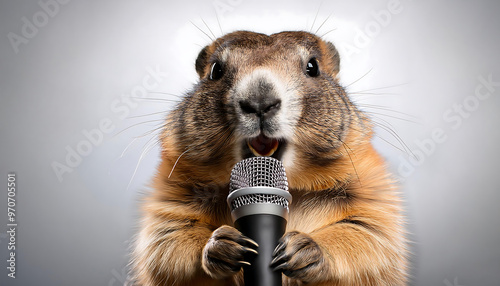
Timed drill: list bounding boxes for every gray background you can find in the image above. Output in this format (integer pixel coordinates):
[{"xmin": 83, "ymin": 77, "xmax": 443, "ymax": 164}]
[{"xmin": 1, "ymin": 0, "xmax": 499, "ymax": 285}]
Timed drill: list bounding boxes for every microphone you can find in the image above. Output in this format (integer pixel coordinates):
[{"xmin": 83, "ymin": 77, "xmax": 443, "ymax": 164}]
[{"xmin": 227, "ymin": 156, "xmax": 292, "ymax": 286}]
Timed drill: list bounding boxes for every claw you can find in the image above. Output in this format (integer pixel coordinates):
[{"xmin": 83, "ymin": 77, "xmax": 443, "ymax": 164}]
[
  {"xmin": 242, "ymin": 246, "xmax": 258, "ymax": 255},
  {"xmin": 238, "ymin": 261, "xmax": 251, "ymax": 267},
  {"xmin": 272, "ymin": 242, "xmax": 285, "ymax": 256},
  {"xmin": 241, "ymin": 237, "xmax": 259, "ymax": 248},
  {"xmin": 272, "ymin": 262, "xmax": 289, "ymax": 272},
  {"xmin": 270, "ymin": 251, "xmax": 289, "ymax": 268}
]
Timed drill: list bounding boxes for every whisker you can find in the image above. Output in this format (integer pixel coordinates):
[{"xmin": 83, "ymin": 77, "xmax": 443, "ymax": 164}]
[
  {"xmin": 299, "ymin": 102, "xmax": 412, "ymax": 156},
  {"xmin": 350, "ymin": 91, "xmax": 400, "ymax": 97},
  {"xmin": 295, "ymin": 119, "xmax": 362, "ymax": 185},
  {"xmin": 309, "ymin": 2, "xmax": 322, "ymax": 32},
  {"xmin": 165, "ymin": 123, "xmax": 234, "ymax": 179},
  {"xmin": 157, "ymin": 117, "xmax": 181, "ymax": 144},
  {"xmin": 113, "ymin": 119, "xmax": 165, "ymax": 138},
  {"xmin": 127, "ymin": 133, "xmax": 161, "ymax": 190},
  {"xmin": 355, "ymin": 103, "xmax": 419, "ymax": 120},
  {"xmin": 320, "ymin": 28, "xmax": 337, "ymax": 39},
  {"xmin": 190, "ymin": 20, "xmax": 214, "ymax": 42},
  {"xmin": 303, "ymin": 111, "xmax": 371, "ymax": 140},
  {"xmin": 315, "ymin": 12, "xmax": 333, "ymax": 35},
  {"xmin": 344, "ymin": 68, "xmax": 373, "ymax": 88},
  {"xmin": 148, "ymin": 91, "xmax": 184, "ymax": 99},
  {"xmin": 349, "ymin": 82, "xmax": 409, "ymax": 94},
  {"xmin": 369, "ymin": 118, "xmax": 413, "ymax": 155},
  {"xmin": 129, "ymin": 97, "xmax": 180, "ymax": 103},
  {"xmin": 168, "ymin": 148, "xmax": 192, "ymax": 179},
  {"xmin": 371, "ymin": 129, "xmax": 408, "ymax": 154},
  {"xmin": 339, "ymin": 138, "xmax": 362, "ymax": 187},
  {"xmin": 362, "ymin": 110, "xmax": 420, "ymax": 125},
  {"xmin": 133, "ymin": 124, "xmax": 166, "ymax": 140},
  {"xmin": 368, "ymin": 115, "xmax": 399, "ymax": 136},
  {"xmin": 120, "ymin": 126, "xmax": 163, "ymax": 161},
  {"xmin": 193, "ymin": 42, "xmax": 205, "ymax": 49},
  {"xmin": 193, "ymin": 18, "xmax": 224, "ymax": 50},
  {"xmin": 215, "ymin": 10, "xmax": 224, "ymax": 35},
  {"xmin": 201, "ymin": 18, "xmax": 217, "ymax": 41},
  {"xmin": 127, "ymin": 110, "xmax": 167, "ymax": 119},
  {"xmin": 120, "ymin": 137, "xmax": 142, "ymax": 160}
]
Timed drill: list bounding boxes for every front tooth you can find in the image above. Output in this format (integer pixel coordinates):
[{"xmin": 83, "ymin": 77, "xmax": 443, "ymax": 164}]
[
  {"xmin": 266, "ymin": 142, "xmax": 279, "ymax": 156},
  {"xmin": 247, "ymin": 141, "xmax": 262, "ymax": 157}
]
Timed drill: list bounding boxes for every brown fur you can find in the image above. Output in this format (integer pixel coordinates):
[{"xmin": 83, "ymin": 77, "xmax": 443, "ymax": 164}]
[{"xmin": 131, "ymin": 31, "xmax": 408, "ymax": 285}]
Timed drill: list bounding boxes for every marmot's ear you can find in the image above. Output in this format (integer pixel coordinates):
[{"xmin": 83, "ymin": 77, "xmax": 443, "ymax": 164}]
[
  {"xmin": 195, "ymin": 46, "xmax": 209, "ymax": 78},
  {"xmin": 326, "ymin": 42, "xmax": 340, "ymax": 77}
]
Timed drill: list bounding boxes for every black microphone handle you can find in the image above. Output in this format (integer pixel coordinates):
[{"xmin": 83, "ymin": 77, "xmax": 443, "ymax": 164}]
[{"xmin": 234, "ymin": 214, "xmax": 286, "ymax": 286}]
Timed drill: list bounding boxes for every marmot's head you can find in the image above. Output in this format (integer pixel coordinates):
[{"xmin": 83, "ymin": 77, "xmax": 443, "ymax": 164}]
[{"xmin": 164, "ymin": 31, "xmax": 371, "ymax": 190}]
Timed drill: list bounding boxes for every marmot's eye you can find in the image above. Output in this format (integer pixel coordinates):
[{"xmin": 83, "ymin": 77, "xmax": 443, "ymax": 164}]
[
  {"xmin": 306, "ymin": 58, "xmax": 320, "ymax": 77},
  {"xmin": 210, "ymin": 62, "xmax": 224, "ymax": 80}
]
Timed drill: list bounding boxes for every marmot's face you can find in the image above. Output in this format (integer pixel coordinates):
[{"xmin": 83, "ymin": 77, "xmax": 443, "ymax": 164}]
[{"xmin": 175, "ymin": 31, "xmax": 363, "ymax": 174}]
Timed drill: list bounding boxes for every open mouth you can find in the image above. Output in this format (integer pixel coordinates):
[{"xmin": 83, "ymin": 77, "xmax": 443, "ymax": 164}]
[{"xmin": 244, "ymin": 134, "xmax": 286, "ymax": 159}]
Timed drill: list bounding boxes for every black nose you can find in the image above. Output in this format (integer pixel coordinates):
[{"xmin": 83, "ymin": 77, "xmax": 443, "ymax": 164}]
[{"xmin": 239, "ymin": 99, "xmax": 281, "ymax": 118}]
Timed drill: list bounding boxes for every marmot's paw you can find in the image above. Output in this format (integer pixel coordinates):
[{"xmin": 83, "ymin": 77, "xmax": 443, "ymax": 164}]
[
  {"xmin": 202, "ymin": 225, "xmax": 258, "ymax": 279},
  {"xmin": 271, "ymin": 231, "xmax": 327, "ymax": 283}
]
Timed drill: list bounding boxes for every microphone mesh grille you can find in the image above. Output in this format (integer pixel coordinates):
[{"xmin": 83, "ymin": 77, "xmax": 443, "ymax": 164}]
[
  {"xmin": 229, "ymin": 157, "xmax": 289, "ymax": 211},
  {"xmin": 230, "ymin": 156, "xmax": 288, "ymax": 192},
  {"xmin": 230, "ymin": 193, "xmax": 289, "ymax": 210}
]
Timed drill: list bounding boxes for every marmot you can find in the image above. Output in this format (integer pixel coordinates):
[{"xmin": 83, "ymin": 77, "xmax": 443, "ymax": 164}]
[{"xmin": 131, "ymin": 31, "xmax": 408, "ymax": 286}]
